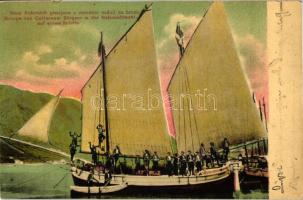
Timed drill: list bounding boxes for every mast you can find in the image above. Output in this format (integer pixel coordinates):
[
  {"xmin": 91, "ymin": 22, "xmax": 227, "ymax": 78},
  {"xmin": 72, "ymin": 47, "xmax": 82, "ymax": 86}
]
[
  {"xmin": 100, "ymin": 32, "xmax": 110, "ymax": 154},
  {"xmin": 262, "ymin": 97, "xmax": 268, "ymax": 132}
]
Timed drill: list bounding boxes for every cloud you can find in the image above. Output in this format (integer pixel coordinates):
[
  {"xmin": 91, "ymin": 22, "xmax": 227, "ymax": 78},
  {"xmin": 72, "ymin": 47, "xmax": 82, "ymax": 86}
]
[
  {"xmin": 37, "ymin": 44, "xmax": 52, "ymax": 55},
  {"xmin": 54, "ymin": 57, "xmax": 67, "ymax": 66},
  {"xmin": 20, "ymin": 50, "xmax": 76, "ymax": 78},
  {"xmin": 22, "ymin": 51, "xmax": 40, "ymax": 63},
  {"xmin": 234, "ymin": 34, "xmax": 268, "ymax": 99}
]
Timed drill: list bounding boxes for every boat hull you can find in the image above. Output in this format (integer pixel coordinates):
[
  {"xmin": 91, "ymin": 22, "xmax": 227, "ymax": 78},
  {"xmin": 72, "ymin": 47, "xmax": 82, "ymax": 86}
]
[
  {"xmin": 70, "ymin": 163, "xmax": 236, "ymax": 198},
  {"xmin": 240, "ymin": 169, "xmax": 268, "ymax": 192},
  {"xmin": 70, "ymin": 183, "xmax": 128, "ymax": 194},
  {"xmin": 71, "ymin": 173, "xmax": 234, "ymax": 198},
  {"xmin": 71, "ymin": 164, "xmax": 231, "ymax": 186}
]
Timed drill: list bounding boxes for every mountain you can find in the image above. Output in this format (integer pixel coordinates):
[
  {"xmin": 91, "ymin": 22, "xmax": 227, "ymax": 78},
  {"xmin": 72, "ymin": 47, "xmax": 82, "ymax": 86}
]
[{"xmin": 0, "ymin": 84, "xmax": 81, "ymax": 154}]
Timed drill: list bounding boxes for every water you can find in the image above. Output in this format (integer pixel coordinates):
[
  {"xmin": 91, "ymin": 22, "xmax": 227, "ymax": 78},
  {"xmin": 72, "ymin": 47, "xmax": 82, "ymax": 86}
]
[{"xmin": 0, "ymin": 164, "xmax": 268, "ymax": 199}]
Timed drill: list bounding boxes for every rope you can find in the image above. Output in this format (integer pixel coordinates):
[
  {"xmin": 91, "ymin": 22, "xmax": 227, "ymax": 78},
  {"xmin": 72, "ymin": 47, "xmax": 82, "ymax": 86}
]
[
  {"xmin": 11, "ymin": 168, "xmax": 55, "ymax": 187},
  {"xmin": 177, "ymin": 64, "xmax": 182, "ymax": 153},
  {"xmin": 182, "ymin": 67, "xmax": 195, "ymax": 151},
  {"xmin": 183, "ymin": 65, "xmax": 201, "ymax": 147},
  {"xmin": 181, "ymin": 68, "xmax": 187, "ymax": 152},
  {"xmin": 53, "ymin": 172, "xmax": 68, "ymax": 188}
]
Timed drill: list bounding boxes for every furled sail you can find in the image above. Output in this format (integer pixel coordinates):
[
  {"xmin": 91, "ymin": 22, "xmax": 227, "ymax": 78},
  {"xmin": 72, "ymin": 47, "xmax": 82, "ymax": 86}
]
[
  {"xmin": 81, "ymin": 8, "xmax": 172, "ymax": 156},
  {"xmin": 168, "ymin": 2, "xmax": 266, "ymax": 153},
  {"xmin": 18, "ymin": 90, "xmax": 62, "ymax": 143}
]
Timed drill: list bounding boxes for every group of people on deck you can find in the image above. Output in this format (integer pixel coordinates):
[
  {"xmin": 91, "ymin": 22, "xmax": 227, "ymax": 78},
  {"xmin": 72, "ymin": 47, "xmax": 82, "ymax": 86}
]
[
  {"xmin": 139, "ymin": 138, "xmax": 230, "ymax": 176},
  {"xmin": 69, "ymin": 123, "xmax": 231, "ymax": 176}
]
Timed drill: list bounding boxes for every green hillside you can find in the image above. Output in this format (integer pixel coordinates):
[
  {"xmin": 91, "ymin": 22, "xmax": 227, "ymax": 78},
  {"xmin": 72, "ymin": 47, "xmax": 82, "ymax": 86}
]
[{"xmin": 0, "ymin": 84, "xmax": 81, "ymax": 154}]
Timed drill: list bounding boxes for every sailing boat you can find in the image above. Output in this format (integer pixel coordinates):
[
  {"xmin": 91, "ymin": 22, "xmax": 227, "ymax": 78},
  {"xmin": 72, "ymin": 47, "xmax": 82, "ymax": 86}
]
[
  {"xmin": 17, "ymin": 89, "xmax": 63, "ymax": 143},
  {"xmin": 167, "ymin": 1, "xmax": 266, "ymax": 152},
  {"xmin": 0, "ymin": 89, "xmax": 70, "ymax": 163},
  {"xmin": 70, "ymin": 2, "xmax": 263, "ymax": 195}
]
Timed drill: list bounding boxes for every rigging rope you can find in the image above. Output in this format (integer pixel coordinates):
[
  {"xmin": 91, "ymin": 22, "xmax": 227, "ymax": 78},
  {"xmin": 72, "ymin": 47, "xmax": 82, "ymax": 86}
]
[
  {"xmin": 183, "ymin": 65, "xmax": 201, "ymax": 147},
  {"xmin": 11, "ymin": 168, "xmax": 55, "ymax": 187},
  {"xmin": 182, "ymin": 66, "xmax": 195, "ymax": 152},
  {"xmin": 181, "ymin": 68, "xmax": 187, "ymax": 152},
  {"xmin": 53, "ymin": 172, "xmax": 69, "ymax": 188},
  {"xmin": 177, "ymin": 64, "xmax": 181, "ymax": 153}
]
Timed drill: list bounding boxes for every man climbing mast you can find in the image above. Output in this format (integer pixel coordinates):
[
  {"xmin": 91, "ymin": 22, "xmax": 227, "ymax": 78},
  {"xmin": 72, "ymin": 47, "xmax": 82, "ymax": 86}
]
[
  {"xmin": 96, "ymin": 124, "xmax": 106, "ymax": 148},
  {"xmin": 175, "ymin": 22, "xmax": 185, "ymax": 57}
]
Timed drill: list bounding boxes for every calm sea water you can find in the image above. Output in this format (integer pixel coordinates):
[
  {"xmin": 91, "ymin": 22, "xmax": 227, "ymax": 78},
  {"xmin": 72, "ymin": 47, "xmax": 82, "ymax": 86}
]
[{"xmin": 0, "ymin": 164, "xmax": 268, "ymax": 199}]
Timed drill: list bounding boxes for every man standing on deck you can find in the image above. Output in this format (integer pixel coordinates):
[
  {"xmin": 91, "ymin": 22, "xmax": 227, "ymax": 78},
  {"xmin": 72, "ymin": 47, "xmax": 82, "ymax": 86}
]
[
  {"xmin": 152, "ymin": 151, "xmax": 159, "ymax": 173},
  {"xmin": 199, "ymin": 143, "xmax": 207, "ymax": 167},
  {"xmin": 69, "ymin": 131, "xmax": 80, "ymax": 147},
  {"xmin": 113, "ymin": 145, "xmax": 121, "ymax": 172},
  {"xmin": 89, "ymin": 142, "xmax": 98, "ymax": 165},
  {"xmin": 173, "ymin": 153, "xmax": 179, "ymax": 175},
  {"xmin": 166, "ymin": 152, "xmax": 173, "ymax": 176},
  {"xmin": 210, "ymin": 142, "xmax": 220, "ymax": 167},
  {"xmin": 143, "ymin": 150, "xmax": 150, "ymax": 176},
  {"xmin": 195, "ymin": 152, "xmax": 202, "ymax": 173},
  {"xmin": 69, "ymin": 142, "xmax": 76, "ymax": 162},
  {"xmin": 187, "ymin": 151, "xmax": 194, "ymax": 175},
  {"xmin": 222, "ymin": 138, "xmax": 230, "ymax": 162},
  {"xmin": 179, "ymin": 151, "xmax": 187, "ymax": 176},
  {"xmin": 135, "ymin": 155, "xmax": 141, "ymax": 174}
]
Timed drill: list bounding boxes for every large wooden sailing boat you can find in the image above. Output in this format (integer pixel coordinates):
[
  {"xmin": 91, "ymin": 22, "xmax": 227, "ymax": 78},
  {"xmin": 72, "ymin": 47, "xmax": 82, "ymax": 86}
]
[{"xmin": 71, "ymin": 2, "xmax": 266, "ymax": 195}]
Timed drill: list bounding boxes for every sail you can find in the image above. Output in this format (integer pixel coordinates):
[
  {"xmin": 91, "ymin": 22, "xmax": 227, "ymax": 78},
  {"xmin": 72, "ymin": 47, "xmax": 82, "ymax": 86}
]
[
  {"xmin": 168, "ymin": 2, "xmax": 266, "ymax": 153},
  {"xmin": 81, "ymin": 67, "xmax": 105, "ymax": 152},
  {"xmin": 81, "ymin": 8, "xmax": 172, "ymax": 156},
  {"xmin": 18, "ymin": 91, "xmax": 62, "ymax": 143}
]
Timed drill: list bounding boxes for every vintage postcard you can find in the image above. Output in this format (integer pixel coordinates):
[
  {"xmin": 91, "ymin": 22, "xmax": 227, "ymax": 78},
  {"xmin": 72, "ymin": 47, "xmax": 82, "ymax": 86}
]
[{"xmin": 0, "ymin": 0, "xmax": 302, "ymax": 199}]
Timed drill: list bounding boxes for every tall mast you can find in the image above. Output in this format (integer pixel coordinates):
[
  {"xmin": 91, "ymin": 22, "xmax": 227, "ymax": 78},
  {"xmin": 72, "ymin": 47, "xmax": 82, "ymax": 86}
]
[
  {"xmin": 100, "ymin": 32, "xmax": 110, "ymax": 154},
  {"xmin": 262, "ymin": 97, "xmax": 268, "ymax": 132}
]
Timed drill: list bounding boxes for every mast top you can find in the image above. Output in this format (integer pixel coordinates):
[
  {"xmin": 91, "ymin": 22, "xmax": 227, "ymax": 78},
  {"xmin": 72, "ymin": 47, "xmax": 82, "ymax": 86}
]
[{"xmin": 56, "ymin": 89, "xmax": 64, "ymax": 97}]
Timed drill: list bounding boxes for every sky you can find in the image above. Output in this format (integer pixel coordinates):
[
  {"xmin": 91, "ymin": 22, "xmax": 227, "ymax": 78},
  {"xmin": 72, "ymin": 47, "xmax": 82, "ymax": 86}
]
[{"xmin": 0, "ymin": 1, "xmax": 267, "ymax": 135}]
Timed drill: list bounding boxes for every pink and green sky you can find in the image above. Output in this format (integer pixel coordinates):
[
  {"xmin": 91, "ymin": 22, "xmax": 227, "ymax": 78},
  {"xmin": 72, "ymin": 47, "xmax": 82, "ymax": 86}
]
[{"xmin": 0, "ymin": 1, "xmax": 267, "ymax": 136}]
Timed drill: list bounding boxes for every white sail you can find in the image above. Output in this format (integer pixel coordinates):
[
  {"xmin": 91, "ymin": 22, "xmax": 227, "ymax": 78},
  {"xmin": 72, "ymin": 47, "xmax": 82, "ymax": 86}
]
[
  {"xmin": 168, "ymin": 2, "xmax": 266, "ymax": 153},
  {"xmin": 18, "ymin": 90, "xmax": 62, "ymax": 143},
  {"xmin": 81, "ymin": 8, "xmax": 173, "ymax": 156}
]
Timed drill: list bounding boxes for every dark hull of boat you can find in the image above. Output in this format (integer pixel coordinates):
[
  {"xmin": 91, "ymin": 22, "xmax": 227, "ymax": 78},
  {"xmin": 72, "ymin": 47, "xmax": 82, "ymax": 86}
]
[
  {"xmin": 71, "ymin": 173, "xmax": 234, "ymax": 198},
  {"xmin": 240, "ymin": 171, "xmax": 268, "ymax": 193}
]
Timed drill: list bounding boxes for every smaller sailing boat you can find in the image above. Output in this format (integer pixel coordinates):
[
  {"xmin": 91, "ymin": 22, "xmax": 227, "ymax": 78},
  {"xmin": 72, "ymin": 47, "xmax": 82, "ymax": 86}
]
[
  {"xmin": 17, "ymin": 89, "xmax": 63, "ymax": 143},
  {"xmin": 0, "ymin": 89, "xmax": 70, "ymax": 162}
]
